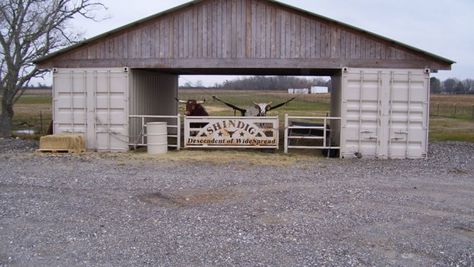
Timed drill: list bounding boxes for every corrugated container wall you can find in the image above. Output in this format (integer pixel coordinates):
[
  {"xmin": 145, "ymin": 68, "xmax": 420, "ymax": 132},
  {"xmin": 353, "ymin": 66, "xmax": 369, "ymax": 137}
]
[
  {"xmin": 128, "ymin": 71, "xmax": 178, "ymax": 144},
  {"xmin": 53, "ymin": 68, "xmax": 130, "ymax": 152},
  {"xmin": 330, "ymin": 75, "xmax": 342, "ymax": 147},
  {"xmin": 340, "ymin": 68, "xmax": 430, "ymax": 159}
]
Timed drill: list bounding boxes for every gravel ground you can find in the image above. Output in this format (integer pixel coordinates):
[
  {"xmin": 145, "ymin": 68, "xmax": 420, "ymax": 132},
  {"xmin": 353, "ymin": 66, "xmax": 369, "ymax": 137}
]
[
  {"xmin": 0, "ymin": 138, "xmax": 38, "ymax": 154},
  {"xmin": 0, "ymin": 139, "xmax": 473, "ymax": 266}
]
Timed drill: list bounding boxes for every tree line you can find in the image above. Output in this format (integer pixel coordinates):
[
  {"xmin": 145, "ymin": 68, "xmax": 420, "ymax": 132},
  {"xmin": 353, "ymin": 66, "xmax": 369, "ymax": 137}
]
[
  {"xmin": 180, "ymin": 76, "xmax": 332, "ymax": 91},
  {"xmin": 181, "ymin": 76, "xmax": 474, "ymax": 95},
  {"xmin": 430, "ymin": 77, "xmax": 474, "ymax": 94}
]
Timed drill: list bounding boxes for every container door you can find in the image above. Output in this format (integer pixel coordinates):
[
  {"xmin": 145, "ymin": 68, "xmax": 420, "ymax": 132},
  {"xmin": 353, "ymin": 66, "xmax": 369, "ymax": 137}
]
[
  {"xmin": 92, "ymin": 69, "xmax": 129, "ymax": 152},
  {"xmin": 53, "ymin": 70, "xmax": 88, "ymax": 141},
  {"xmin": 341, "ymin": 68, "xmax": 429, "ymax": 159},
  {"xmin": 53, "ymin": 68, "xmax": 129, "ymax": 152},
  {"xmin": 388, "ymin": 70, "xmax": 429, "ymax": 159},
  {"xmin": 341, "ymin": 69, "xmax": 386, "ymax": 158}
]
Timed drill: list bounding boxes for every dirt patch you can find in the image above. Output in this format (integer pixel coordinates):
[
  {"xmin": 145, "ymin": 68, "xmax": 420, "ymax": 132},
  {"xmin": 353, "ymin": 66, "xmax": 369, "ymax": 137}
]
[
  {"xmin": 138, "ymin": 189, "xmax": 241, "ymax": 207},
  {"xmin": 256, "ymin": 214, "xmax": 286, "ymax": 225},
  {"xmin": 125, "ymin": 149, "xmax": 317, "ymax": 166},
  {"xmin": 449, "ymin": 168, "xmax": 469, "ymax": 174},
  {"xmin": 454, "ymin": 225, "xmax": 474, "ymax": 237}
]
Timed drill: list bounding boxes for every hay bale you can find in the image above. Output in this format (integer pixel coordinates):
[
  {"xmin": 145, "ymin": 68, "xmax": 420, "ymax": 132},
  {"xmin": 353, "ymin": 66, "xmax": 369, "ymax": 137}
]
[{"xmin": 38, "ymin": 134, "xmax": 85, "ymax": 153}]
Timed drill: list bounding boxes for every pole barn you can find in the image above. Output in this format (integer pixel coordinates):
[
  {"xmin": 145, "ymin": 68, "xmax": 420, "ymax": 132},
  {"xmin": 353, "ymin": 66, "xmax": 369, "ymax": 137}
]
[{"xmin": 35, "ymin": 0, "xmax": 454, "ymax": 159}]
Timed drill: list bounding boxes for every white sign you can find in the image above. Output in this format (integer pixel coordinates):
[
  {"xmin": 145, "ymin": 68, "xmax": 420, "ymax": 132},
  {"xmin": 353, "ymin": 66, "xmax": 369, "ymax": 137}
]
[{"xmin": 184, "ymin": 116, "xmax": 279, "ymax": 149}]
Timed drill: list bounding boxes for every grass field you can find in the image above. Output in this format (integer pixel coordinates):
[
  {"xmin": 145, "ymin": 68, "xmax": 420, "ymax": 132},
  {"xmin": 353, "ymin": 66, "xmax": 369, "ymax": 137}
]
[
  {"xmin": 3, "ymin": 90, "xmax": 474, "ymax": 142},
  {"xmin": 429, "ymin": 95, "xmax": 474, "ymax": 142},
  {"xmin": 431, "ymin": 94, "xmax": 474, "ymax": 120},
  {"xmin": 6, "ymin": 95, "xmax": 52, "ymax": 136}
]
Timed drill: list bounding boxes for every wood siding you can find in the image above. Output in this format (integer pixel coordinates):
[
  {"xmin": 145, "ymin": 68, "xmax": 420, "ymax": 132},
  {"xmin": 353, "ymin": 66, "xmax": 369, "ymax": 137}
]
[{"xmin": 38, "ymin": 0, "xmax": 451, "ymax": 71}]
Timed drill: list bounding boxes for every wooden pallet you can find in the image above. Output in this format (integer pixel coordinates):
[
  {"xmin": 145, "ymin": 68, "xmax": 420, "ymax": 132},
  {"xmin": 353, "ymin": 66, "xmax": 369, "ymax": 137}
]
[
  {"xmin": 36, "ymin": 149, "xmax": 85, "ymax": 154},
  {"xmin": 38, "ymin": 134, "xmax": 86, "ymax": 154}
]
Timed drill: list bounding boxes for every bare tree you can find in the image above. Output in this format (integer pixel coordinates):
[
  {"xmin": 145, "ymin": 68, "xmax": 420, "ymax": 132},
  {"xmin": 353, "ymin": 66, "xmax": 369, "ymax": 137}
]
[
  {"xmin": 0, "ymin": 0, "xmax": 104, "ymax": 137},
  {"xmin": 443, "ymin": 78, "xmax": 458, "ymax": 95},
  {"xmin": 430, "ymin": 77, "xmax": 441, "ymax": 94}
]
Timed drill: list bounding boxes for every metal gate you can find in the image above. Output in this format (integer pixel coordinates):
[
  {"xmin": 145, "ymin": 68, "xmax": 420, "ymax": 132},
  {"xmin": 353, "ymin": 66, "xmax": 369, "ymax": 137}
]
[
  {"xmin": 128, "ymin": 115, "xmax": 181, "ymax": 150},
  {"xmin": 284, "ymin": 115, "xmax": 341, "ymax": 153}
]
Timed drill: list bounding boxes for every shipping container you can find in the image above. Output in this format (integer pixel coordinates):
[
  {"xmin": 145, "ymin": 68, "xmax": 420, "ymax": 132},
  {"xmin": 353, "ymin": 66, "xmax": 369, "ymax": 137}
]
[
  {"xmin": 53, "ymin": 68, "xmax": 130, "ymax": 152},
  {"xmin": 339, "ymin": 68, "xmax": 430, "ymax": 159},
  {"xmin": 53, "ymin": 68, "xmax": 178, "ymax": 152},
  {"xmin": 310, "ymin": 86, "xmax": 329, "ymax": 94},
  {"xmin": 288, "ymin": 88, "xmax": 309, "ymax": 94}
]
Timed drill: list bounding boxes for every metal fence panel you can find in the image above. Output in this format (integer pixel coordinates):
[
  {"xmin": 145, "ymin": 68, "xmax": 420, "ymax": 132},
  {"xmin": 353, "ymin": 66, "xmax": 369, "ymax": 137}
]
[
  {"xmin": 284, "ymin": 115, "xmax": 341, "ymax": 153},
  {"xmin": 129, "ymin": 115, "xmax": 181, "ymax": 150}
]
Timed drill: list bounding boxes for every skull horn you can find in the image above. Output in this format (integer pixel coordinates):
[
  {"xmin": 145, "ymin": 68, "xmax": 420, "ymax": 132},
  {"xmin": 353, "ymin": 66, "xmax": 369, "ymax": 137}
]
[
  {"xmin": 175, "ymin": 98, "xmax": 187, "ymax": 104},
  {"xmin": 196, "ymin": 99, "xmax": 206, "ymax": 104}
]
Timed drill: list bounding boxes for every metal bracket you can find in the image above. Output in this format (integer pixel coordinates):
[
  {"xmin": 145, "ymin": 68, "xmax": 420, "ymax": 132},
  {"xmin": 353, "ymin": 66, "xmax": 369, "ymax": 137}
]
[
  {"xmin": 394, "ymin": 130, "xmax": 408, "ymax": 135},
  {"xmin": 391, "ymin": 137, "xmax": 404, "ymax": 141}
]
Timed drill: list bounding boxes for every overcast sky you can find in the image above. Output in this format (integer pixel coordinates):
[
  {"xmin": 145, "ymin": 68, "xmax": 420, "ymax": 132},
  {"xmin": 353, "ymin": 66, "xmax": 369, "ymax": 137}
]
[{"xmin": 53, "ymin": 0, "xmax": 473, "ymax": 86}]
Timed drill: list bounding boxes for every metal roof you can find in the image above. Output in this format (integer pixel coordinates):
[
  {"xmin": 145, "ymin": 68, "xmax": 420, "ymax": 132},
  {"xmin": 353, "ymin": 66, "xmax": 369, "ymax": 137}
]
[{"xmin": 34, "ymin": 0, "xmax": 455, "ymax": 66}]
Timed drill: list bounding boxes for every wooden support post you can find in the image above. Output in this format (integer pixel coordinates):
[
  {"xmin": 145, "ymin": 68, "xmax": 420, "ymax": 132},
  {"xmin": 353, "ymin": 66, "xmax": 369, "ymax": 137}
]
[
  {"xmin": 40, "ymin": 111, "xmax": 43, "ymax": 134},
  {"xmin": 284, "ymin": 114, "xmax": 289, "ymax": 154},
  {"xmin": 472, "ymin": 105, "xmax": 474, "ymax": 120}
]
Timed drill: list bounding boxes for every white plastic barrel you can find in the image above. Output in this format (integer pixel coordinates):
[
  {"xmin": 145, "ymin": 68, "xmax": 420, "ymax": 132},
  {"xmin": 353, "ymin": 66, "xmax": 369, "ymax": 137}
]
[{"xmin": 147, "ymin": 122, "xmax": 168, "ymax": 154}]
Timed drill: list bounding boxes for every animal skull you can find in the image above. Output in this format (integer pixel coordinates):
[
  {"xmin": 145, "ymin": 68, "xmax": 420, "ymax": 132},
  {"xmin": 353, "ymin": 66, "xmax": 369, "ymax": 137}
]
[{"xmin": 253, "ymin": 102, "xmax": 273, "ymax": 116}]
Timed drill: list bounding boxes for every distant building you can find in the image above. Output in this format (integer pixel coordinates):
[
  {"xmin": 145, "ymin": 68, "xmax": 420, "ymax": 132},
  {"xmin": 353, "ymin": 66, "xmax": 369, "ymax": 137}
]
[
  {"xmin": 310, "ymin": 86, "xmax": 329, "ymax": 94},
  {"xmin": 288, "ymin": 88, "xmax": 309, "ymax": 94}
]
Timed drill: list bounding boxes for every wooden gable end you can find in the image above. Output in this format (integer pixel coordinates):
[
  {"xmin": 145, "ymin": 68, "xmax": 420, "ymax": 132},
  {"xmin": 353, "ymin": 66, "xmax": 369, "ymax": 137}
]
[{"xmin": 37, "ymin": 0, "xmax": 452, "ymax": 71}]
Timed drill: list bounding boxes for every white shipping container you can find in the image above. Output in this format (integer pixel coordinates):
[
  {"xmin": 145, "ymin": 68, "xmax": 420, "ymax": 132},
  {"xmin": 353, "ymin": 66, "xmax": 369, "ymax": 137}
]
[
  {"xmin": 53, "ymin": 68, "xmax": 130, "ymax": 152},
  {"xmin": 311, "ymin": 86, "xmax": 328, "ymax": 94},
  {"xmin": 340, "ymin": 68, "xmax": 430, "ymax": 159},
  {"xmin": 288, "ymin": 88, "xmax": 309, "ymax": 94}
]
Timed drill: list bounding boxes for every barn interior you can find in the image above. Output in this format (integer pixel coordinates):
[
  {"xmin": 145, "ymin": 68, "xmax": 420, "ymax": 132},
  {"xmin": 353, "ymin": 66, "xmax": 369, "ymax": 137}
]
[{"xmin": 127, "ymin": 69, "xmax": 342, "ymax": 151}]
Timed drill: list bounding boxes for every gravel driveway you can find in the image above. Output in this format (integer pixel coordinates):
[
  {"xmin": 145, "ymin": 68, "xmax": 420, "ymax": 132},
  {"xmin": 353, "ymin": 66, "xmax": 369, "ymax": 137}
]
[{"xmin": 0, "ymin": 138, "xmax": 473, "ymax": 266}]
